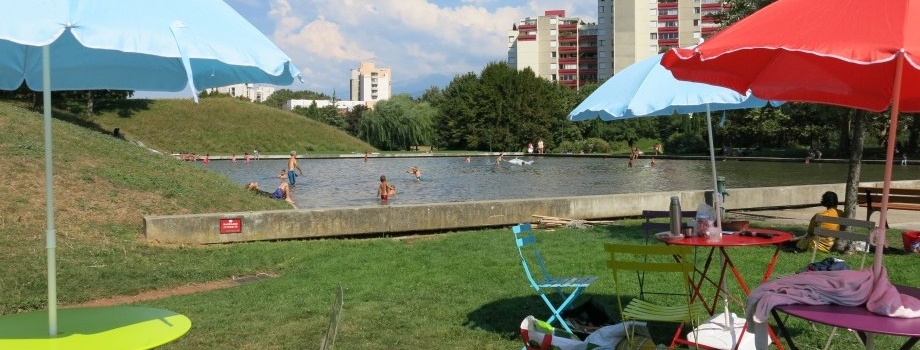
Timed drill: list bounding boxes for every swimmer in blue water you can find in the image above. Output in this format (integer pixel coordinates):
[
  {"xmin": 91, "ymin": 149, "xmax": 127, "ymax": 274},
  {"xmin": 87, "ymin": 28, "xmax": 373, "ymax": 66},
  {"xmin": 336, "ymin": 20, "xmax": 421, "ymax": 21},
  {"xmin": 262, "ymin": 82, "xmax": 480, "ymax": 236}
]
[{"xmin": 407, "ymin": 166, "xmax": 422, "ymax": 181}]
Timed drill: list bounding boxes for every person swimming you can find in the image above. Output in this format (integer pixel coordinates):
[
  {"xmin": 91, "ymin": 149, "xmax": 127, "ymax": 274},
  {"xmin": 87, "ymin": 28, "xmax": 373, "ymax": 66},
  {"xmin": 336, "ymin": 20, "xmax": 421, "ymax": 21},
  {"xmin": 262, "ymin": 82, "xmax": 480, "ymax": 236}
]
[{"xmin": 407, "ymin": 166, "xmax": 422, "ymax": 181}]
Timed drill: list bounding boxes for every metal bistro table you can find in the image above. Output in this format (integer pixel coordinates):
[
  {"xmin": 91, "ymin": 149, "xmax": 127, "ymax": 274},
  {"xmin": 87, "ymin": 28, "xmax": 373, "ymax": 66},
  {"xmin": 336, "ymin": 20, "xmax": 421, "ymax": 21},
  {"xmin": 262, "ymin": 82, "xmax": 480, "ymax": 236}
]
[
  {"xmin": 0, "ymin": 306, "xmax": 191, "ymax": 350},
  {"xmin": 771, "ymin": 284, "xmax": 920, "ymax": 350},
  {"xmin": 659, "ymin": 227, "xmax": 794, "ymax": 350}
]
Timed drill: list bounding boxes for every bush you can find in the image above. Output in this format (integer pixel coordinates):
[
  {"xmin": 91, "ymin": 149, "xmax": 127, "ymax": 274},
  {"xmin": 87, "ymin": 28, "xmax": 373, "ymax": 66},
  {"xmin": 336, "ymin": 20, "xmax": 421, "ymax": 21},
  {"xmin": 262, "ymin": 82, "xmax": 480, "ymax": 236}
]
[
  {"xmin": 665, "ymin": 132, "xmax": 707, "ymax": 154},
  {"xmin": 582, "ymin": 138, "xmax": 611, "ymax": 153}
]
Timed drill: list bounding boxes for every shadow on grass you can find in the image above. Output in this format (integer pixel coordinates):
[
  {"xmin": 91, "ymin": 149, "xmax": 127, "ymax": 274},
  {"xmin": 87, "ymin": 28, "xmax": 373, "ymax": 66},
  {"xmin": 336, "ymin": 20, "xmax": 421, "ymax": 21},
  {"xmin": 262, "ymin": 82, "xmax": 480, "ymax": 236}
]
[
  {"xmin": 465, "ymin": 293, "xmax": 703, "ymax": 346},
  {"xmin": 54, "ymin": 99, "xmax": 152, "ymax": 136},
  {"xmin": 464, "ymin": 293, "xmax": 620, "ymax": 340}
]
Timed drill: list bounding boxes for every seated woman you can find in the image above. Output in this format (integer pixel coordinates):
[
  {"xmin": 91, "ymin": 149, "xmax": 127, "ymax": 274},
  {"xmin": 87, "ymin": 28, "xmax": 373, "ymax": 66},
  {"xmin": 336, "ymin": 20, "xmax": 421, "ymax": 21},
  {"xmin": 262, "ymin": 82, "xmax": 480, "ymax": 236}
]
[
  {"xmin": 247, "ymin": 182, "xmax": 294, "ymax": 204},
  {"xmin": 796, "ymin": 191, "xmax": 843, "ymax": 252}
]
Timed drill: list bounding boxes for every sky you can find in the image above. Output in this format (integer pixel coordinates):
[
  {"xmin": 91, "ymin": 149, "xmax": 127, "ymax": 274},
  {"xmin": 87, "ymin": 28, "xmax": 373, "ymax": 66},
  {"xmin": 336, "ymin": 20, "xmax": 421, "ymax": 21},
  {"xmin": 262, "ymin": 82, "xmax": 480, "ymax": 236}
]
[{"xmin": 139, "ymin": 0, "xmax": 596, "ymax": 99}]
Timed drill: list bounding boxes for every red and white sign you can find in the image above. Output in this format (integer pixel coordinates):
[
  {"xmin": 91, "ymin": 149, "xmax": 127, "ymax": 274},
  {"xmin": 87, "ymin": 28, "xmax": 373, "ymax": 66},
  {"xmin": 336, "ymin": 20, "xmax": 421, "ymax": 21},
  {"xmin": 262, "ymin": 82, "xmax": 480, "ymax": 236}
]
[{"xmin": 219, "ymin": 218, "xmax": 242, "ymax": 234}]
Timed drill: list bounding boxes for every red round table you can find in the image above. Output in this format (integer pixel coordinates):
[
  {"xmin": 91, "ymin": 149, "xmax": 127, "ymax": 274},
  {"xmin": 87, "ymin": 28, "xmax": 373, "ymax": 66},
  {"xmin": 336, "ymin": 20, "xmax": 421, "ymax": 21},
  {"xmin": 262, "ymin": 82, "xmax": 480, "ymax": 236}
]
[{"xmin": 658, "ymin": 227, "xmax": 794, "ymax": 350}]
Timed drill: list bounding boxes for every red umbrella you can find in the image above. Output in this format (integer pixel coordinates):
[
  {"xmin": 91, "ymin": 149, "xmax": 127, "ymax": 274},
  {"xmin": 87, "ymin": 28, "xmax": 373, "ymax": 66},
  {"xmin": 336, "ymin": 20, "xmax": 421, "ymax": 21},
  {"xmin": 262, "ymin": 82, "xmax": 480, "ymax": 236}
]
[{"xmin": 661, "ymin": 0, "xmax": 919, "ymax": 278}]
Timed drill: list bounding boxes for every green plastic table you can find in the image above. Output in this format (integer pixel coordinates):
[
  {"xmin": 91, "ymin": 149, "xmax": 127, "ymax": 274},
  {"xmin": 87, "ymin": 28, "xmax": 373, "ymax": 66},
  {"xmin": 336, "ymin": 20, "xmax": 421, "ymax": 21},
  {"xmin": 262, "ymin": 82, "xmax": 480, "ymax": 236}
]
[{"xmin": 0, "ymin": 306, "xmax": 191, "ymax": 349}]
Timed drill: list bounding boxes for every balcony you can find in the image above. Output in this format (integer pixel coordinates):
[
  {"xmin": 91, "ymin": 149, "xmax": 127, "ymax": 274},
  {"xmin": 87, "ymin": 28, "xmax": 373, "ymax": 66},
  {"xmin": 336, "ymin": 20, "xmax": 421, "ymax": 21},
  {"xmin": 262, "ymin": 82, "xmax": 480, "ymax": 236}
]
[
  {"xmin": 701, "ymin": 26, "xmax": 720, "ymax": 35},
  {"xmin": 517, "ymin": 34, "xmax": 536, "ymax": 41},
  {"xmin": 578, "ymin": 46, "xmax": 597, "ymax": 53},
  {"xmin": 658, "ymin": 15, "xmax": 678, "ymax": 21},
  {"xmin": 701, "ymin": 3, "xmax": 724, "ymax": 10},
  {"xmin": 559, "ymin": 69, "xmax": 578, "ymax": 75},
  {"xmin": 559, "ymin": 35, "xmax": 578, "ymax": 42},
  {"xmin": 658, "ymin": 2, "xmax": 678, "ymax": 9},
  {"xmin": 657, "ymin": 39, "xmax": 679, "ymax": 46},
  {"xmin": 658, "ymin": 26, "xmax": 679, "ymax": 33},
  {"xmin": 559, "ymin": 57, "xmax": 577, "ymax": 64},
  {"xmin": 518, "ymin": 24, "xmax": 536, "ymax": 31},
  {"xmin": 559, "ymin": 46, "xmax": 578, "ymax": 53},
  {"xmin": 559, "ymin": 23, "xmax": 577, "ymax": 30}
]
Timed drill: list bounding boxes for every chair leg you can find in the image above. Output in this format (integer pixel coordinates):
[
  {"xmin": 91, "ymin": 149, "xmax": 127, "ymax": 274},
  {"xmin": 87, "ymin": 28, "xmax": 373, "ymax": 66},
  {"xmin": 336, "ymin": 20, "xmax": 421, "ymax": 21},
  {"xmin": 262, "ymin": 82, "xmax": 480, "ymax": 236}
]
[{"xmin": 539, "ymin": 286, "xmax": 585, "ymax": 334}]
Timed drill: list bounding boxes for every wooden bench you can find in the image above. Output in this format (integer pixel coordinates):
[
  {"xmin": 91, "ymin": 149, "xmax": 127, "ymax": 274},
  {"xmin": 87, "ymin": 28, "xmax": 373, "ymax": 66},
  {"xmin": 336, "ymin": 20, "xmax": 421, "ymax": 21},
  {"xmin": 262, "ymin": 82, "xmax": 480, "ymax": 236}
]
[{"xmin": 857, "ymin": 186, "xmax": 920, "ymax": 226}]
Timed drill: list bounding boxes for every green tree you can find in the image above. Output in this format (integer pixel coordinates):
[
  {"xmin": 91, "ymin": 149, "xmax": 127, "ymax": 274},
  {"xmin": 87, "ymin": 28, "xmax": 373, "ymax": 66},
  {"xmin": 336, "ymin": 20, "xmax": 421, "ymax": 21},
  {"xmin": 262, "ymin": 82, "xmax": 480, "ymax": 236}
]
[
  {"xmin": 344, "ymin": 104, "xmax": 369, "ymax": 137},
  {"xmin": 292, "ymin": 102, "xmax": 346, "ymax": 130},
  {"xmin": 359, "ymin": 94, "xmax": 435, "ymax": 151},
  {"xmin": 434, "ymin": 62, "xmax": 571, "ymax": 151},
  {"xmin": 260, "ymin": 89, "xmax": 330, "ymax": 109}
]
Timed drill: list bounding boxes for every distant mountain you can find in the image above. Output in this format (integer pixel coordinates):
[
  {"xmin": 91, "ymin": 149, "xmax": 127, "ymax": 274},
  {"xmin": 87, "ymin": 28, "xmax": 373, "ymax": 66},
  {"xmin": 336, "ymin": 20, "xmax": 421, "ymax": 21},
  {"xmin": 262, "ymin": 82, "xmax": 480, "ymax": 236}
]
[{"xmin": 391, "ymin": 73, "xmax": 455, "ymax": 98}]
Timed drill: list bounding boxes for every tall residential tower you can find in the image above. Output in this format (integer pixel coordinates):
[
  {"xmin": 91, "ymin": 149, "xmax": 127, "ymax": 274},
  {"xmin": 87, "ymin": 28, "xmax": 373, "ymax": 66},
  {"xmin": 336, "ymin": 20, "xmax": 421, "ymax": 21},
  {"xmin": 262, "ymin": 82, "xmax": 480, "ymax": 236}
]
[
  {"xmin": 597, "ymin": 0, "xmax": 725, "ymax": 79},
  {"xmin": 507, "ymin": 10, "xmax": 598, "ymax": 89},
  {"xmin": 349, "ymin": 61, "xmax": 392, "ymax": 103}
]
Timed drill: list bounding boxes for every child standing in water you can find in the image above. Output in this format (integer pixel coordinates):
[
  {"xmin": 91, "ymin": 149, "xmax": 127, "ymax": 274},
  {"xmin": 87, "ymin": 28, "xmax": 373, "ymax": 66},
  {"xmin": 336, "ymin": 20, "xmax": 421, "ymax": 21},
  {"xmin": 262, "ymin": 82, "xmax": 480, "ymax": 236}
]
[{"xmin": 377, "ymin": 175, "xmax": 396, "ymax": 202}]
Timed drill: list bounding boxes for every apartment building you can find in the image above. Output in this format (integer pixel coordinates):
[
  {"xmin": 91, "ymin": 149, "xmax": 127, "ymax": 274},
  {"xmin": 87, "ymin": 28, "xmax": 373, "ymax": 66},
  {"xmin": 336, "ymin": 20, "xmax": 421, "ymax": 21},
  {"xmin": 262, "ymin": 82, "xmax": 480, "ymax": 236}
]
[
  {"xmin": 507, "ymin": 10, "xmax": 599, "ymax": 89},
  {"xmin": 204, "ymin": 83, "xmax": 276, "ymax": 102},
  {"xmin": 349, "ymin": 61, "xmax": 392, "ymax": 103},
  {"xmin": 597, "ymin": 0, "xmax": 725, "ymax": 79}
]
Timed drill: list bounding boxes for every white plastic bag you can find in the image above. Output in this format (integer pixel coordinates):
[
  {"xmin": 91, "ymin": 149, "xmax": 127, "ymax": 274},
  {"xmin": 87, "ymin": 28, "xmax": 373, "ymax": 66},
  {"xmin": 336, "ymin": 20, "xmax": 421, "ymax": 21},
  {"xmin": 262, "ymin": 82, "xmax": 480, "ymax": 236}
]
[
  {"xmin": 685, "ymin": 312, "xmax": 767, "ymax": 350},
  {"xmin": 583, "ymin": 321, "xmax": 660, "ymax": 350},
  {"xmin": 696, "ymin": 203, "xmax": 714, "ymax": 237}
]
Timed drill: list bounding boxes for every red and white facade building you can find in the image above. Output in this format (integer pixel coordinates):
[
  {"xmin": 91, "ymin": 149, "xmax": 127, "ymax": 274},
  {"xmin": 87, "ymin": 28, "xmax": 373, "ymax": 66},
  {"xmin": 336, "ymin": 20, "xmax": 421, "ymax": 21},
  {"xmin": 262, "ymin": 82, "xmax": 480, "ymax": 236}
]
[
  {"xmin": 597, "ymin": 0, "xmax": 727, "ymax": 80},
  {"xmin": 507, "ymin": 10, "xmax": 599, "ymax": 89}
]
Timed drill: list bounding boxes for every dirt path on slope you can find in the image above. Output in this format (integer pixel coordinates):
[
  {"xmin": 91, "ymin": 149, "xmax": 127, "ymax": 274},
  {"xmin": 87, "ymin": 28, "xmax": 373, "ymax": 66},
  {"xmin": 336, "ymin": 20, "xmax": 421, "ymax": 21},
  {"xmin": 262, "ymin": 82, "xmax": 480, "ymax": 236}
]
[{"xmin": 66, "ymin": 273, "xmax": 277, "ymax": 308}]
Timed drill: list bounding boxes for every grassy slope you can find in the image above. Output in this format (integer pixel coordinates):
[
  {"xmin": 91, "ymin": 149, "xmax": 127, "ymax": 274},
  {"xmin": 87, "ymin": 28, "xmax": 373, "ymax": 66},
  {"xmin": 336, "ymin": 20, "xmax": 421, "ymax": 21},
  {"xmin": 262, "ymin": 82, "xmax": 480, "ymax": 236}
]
[
  {"xmin": 0, "ymin": 100, "xmax": 305, "ymax": 310},
  {"xmin": 67, "ymin": 97, "xmax": 374, "ymax": 154}
]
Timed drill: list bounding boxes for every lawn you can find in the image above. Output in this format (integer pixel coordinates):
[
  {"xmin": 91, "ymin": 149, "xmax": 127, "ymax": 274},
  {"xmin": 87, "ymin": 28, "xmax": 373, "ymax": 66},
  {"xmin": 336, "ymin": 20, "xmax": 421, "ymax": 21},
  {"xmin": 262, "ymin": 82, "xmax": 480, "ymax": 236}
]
[{"xmin": 125, "ymin": 221, "xmax": 914, "ymax": 350}]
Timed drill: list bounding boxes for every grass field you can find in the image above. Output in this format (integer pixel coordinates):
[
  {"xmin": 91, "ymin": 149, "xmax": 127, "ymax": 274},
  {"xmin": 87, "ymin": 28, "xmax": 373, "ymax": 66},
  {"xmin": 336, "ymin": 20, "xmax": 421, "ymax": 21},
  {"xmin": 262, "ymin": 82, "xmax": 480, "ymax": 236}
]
[{"xmin": 2, "ymin": 99, "xmax": 918, "ymax": 349}]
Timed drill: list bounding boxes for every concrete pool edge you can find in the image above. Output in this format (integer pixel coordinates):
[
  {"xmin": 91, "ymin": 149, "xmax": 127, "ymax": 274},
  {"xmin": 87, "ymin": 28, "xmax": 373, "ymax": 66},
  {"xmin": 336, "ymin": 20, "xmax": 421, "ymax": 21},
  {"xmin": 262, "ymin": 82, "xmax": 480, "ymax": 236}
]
[{"xmin": 144, "ymin": 180, "xmax": 920, "ymax": 244}]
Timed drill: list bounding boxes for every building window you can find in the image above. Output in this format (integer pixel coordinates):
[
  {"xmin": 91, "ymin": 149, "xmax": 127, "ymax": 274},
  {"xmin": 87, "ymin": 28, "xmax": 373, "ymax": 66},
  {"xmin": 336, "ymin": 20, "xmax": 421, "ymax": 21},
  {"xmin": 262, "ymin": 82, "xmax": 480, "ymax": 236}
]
[
  {"xmin": 650, "ymin": 21, "xmax": 657, "ymax": 28},
  {"xmin": 598, "ymin": 17, "xmax": 605, "ymax": 23},
  {"xmin": 550, "ymin": 63, "xmax": 558, "ymax": 69},
  {"xmin": 599, "ymin": 6, "xmax": 605, "ymax": 13},
  {"xmin": 551, "ymin": 51, "xmax": 557, "ymax": 58},
  {"xmin": 551, "ymin": 74, "xmax": 557, "ymax": 81},
  {"xmin": 693, "ymin": 19, "xmax": 700, "ymax": 26},
  {"xmin": 550, "ymin": 18, "xmax": 557, "ymax": 24},
  {"xmin": 599, "ymin": 51, "xmax": 606, "ymax": 58},
  {"xmin": 599, "ymin": 39, "xmax": 605, "ymax": 47},
  {"xmin": 550, "ymin": 41, "xmax": 557, "ymax": 47},
  {"xmin": 650, "ymin": 33, "xmax": 658, "ymax": 39},
  {"xmin": 550, "ymin": 29, "xmax": 557, "ymax": 36}
]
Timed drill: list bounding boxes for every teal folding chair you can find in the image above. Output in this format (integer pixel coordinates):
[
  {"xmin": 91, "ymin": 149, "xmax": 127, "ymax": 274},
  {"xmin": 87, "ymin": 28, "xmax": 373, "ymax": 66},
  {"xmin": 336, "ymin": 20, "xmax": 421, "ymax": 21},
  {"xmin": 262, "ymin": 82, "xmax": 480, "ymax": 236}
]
[{"xmin": 512, "ymin": 223, "xmax": 597, "ymax": 334}]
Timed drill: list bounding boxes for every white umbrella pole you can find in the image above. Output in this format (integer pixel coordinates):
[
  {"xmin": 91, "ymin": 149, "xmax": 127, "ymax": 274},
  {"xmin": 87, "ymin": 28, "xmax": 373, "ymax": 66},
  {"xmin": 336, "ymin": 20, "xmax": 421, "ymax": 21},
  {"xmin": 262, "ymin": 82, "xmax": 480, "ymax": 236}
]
[
  {"xmin": 705, "ymin": 105, "xmax": 722, "ymax": 227},
  {"xmin": 43, "ymin": 45, "xmax": 58, "ymax": 336},
  {"xmin": 706, "ymin": 105, "xmax": 734, "ymax": 340}
]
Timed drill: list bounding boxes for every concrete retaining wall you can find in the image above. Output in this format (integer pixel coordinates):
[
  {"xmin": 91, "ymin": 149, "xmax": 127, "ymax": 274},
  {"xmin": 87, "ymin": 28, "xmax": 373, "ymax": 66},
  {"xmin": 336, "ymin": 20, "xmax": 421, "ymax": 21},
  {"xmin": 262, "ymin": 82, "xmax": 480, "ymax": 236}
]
[{"xmin": 144, "ymin": 180, "xmax": 920, "ymax": 245}]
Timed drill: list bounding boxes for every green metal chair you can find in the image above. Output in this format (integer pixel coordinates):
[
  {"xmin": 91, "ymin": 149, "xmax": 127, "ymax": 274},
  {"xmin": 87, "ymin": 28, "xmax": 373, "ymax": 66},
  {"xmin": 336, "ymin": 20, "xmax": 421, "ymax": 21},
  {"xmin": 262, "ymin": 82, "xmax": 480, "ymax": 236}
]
[
  {"xmin": 512, "ymin": 223, "xmax": 596, "ymax": 334},
  {"xmin": 605, "ymin": 243, "xmax": 709, "ymax": 349}
]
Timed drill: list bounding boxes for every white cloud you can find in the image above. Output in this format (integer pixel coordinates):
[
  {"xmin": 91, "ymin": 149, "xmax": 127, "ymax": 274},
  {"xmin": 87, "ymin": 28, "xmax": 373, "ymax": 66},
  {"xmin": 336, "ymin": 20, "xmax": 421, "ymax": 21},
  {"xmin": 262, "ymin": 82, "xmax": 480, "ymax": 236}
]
[{"xmin": 257, "ymin": 0, "xmax": 596, "ymax": 95}]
